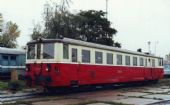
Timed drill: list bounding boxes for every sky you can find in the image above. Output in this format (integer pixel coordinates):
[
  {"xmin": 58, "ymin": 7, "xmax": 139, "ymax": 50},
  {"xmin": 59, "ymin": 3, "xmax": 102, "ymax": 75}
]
[{"xmin": 0, "ymin": 0, "xmax": 170, "ymax": 58}]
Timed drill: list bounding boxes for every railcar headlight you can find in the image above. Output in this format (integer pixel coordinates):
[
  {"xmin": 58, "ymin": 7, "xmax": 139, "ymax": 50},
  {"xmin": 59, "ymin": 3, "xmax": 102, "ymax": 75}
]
[
  {"xmin": 26, "ymin": 65, "xmax": 30, "ymax": 71},
  {"xmin": 46, "ymin": 68, "xmax": 49, "ymax": 71},
  {"xmin": 46, "ymin": 64, "xmax": 50, "ymax": 72}
]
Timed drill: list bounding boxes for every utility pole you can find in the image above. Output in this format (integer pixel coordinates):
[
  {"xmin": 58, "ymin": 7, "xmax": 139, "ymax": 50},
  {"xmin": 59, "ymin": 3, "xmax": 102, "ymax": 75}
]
[
  {"xmin": 106, "ymin": 0, "xmax": 108, "ymax": 19},
  {"xmin": 154, "ymin": 41, "xmax": 159, "ymax": 55},
  {"xmin": 148, "ymin": 41, "xmax": 151, "ymax": 54}
]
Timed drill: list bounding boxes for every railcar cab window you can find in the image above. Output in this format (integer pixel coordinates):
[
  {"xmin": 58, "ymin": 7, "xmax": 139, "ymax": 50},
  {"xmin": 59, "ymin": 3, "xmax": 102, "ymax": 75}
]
[
  {"xmin": 140, "ymin": 58, "xmax": 144, "ymax": 66},
  {"xmin": 43, "ymin": 43, "xmax": 54, "ymax": 59},
  {"xmin": 72, "ymin": 48, "xmax": 77, "ymax": 62},
  {"xmin": 95, "ymin": 51, "xmax": 103, "ymax": 64},
  {"xmin": 27, "ymin": 44, "xmax": 35, "ymax": 59},
  {"xmin": 63, "ymin": 44, "xmax": 69, "ymax": 59},
  {"xmin": 107, "ymin": 53, "xmax": 113, "ymax": 64},
  {"xmin": 37, "ymin": 44, "xmax": 41, "ymax": 59},
  {"xmin": 82, "ymin": 50, "xmax": 90, "ymax": 63},
  {"xmin": 133, "ymin": 57, "xmax": 137, "ymax": 66},
  {"xmin": 125, "ymin": 56, "xmax": 130, "ymax": 66},
  {"xmin": 117, "ymin": 54, "xmax": 122, "ymax": 65}
]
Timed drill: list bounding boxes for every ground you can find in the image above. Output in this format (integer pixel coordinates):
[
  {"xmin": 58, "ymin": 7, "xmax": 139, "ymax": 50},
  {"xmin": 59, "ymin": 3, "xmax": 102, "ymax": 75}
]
[{"xmin": 1, "ymin": 78, "xmax": 170, "ymax": 105}]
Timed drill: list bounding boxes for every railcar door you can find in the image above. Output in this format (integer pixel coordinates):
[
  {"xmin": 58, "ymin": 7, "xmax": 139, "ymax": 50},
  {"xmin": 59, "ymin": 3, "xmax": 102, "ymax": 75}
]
[
  {"xmin": 145, "ymin": 58, "xmax": 153, "ymax": 80},
  {"xmin": 77, "ymin": 49, "xmax": 92, "ymax": 86},
  {"xmin": 69, "ymin": 48, "xmax": 79, "ymax": 87},
  {"xmin": 149, "ymin": 58, "xmax": 153, "ymax": 80}
]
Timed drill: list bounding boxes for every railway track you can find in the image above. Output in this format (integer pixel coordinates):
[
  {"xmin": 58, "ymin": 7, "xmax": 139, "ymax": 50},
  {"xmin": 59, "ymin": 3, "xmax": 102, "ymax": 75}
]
[
  {"xmin": 0, "ymin": 92, "xmax": 42, "ymax": 104},
  {"xmin": 0, "ymin": 81, "xmax": 166, "ymax": 104},
  {"xmin": 148, "ymin": 100, "xmax": 170, "ymax": 105}
]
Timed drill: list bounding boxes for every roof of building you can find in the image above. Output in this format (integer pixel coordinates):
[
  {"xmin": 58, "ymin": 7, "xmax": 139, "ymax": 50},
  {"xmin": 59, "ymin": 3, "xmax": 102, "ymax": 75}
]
[
  {"xmin": 27, "ymin": 38, "xmax": 162, "ymax": 58},
  {"xmin": 0, "ymin": 47, "xmax": 25, "ymax": 55}
]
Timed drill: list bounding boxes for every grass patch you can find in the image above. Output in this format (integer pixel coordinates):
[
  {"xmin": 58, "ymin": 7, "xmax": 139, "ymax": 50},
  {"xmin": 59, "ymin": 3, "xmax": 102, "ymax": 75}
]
[
  {"xmin": 0, "ymin": 80, "xmax": 26, "ymax": 92},
  {"xmin": 0, "ymin": 81, "xmax": 8, "ymax": 90}
]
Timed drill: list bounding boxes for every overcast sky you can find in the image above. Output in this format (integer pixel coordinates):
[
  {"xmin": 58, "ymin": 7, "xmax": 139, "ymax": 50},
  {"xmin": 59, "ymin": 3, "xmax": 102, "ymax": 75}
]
[{"xmin": 0, "ymin": 0, "xmax": 170, "ymax": 57}]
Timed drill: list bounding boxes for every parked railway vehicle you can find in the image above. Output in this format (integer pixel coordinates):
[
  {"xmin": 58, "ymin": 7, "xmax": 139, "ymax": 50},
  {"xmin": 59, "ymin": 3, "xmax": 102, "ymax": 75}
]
[
  {"xmin": 163, "ymin": 60, "xmax": 170, "ymax": 76},
  {"xmin": 26, "ymin": 38, "xmax": 164, "ymax": 89},
  {"xmin": 0, "ymin": 47, "xmax": 26, "ymax": 79}
]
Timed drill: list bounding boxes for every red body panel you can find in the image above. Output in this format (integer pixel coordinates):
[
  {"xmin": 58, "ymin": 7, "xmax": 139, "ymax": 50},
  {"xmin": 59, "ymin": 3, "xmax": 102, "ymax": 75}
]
[{"xmin": 26, "ymin": 63, "xmax": 163, "ymax": 87}]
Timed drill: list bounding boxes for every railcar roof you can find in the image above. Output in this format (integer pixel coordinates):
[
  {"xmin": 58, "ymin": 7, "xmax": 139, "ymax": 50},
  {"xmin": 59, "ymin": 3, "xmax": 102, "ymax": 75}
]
[
  {"xmin": 27, "ymin": 38, "xmax": 162, "ymax": 58},
  {"xmin": 164, "ymin": 60, "xmax": 170, "ymax": 64},
  {"xmin": 0, "ymin": 47, "xmax": 25, "ymax": 55}
]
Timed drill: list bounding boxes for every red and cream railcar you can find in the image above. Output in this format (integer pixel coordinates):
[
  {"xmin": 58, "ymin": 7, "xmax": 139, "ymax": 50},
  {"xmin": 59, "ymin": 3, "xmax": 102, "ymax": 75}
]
[{"xmin": 25, "ymin": 38, "xmax": 163, "ymax": 88}]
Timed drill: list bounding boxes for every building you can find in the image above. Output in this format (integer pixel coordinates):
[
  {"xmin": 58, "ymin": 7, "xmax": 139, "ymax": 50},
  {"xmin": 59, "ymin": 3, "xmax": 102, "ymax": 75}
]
[
  {"xmin": 0, "ymin": 13, "xmax": 3, "ymax": 33},
  {"xmin": 0, "ymin": 47, "xmax": 26, "ymax": 79}
]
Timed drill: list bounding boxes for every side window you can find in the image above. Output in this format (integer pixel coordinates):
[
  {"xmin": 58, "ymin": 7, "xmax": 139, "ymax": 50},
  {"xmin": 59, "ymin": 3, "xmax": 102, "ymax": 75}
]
[
  {"xmin": 82, "ymin": 50, "xmax": 90, "ymax": 63},
  {"xmin": 125, "ymin": 56, "xmax": 130, "ymax": 66},
  {"xmin": 107, "ymin": 53, "xmax": 113, "ymax": 64},
  {"xmin": 159, "ymin": 59, "xmax": 163, "ymax": 66},
  {"xmin": 95, "ymin": 51, "xmax": 103, "ymax": 64},
  {"xmin": 72, "ymin": 48, "xmax": 77, "ymax": 62},
  {"xmin": 63, "ymin": 44, "xmax": 69, "ymax": 59},
  {"xmin": 152, "ymin": 59, "xmax": 155, "ymax": 67},
  {"xmin": 117, "ymin": 54, "xmax": 122, "ymax": 65},
  {"xmin": 140, "ymin": 57, "xmax": 144, "ymax": 66},
  {"xmin": 133, "ymin": 57, "xmax": 137, "ymax": 66},
  {"xmin": 145, "ymin": 58, "xmax": 147, "ymax": 67}
]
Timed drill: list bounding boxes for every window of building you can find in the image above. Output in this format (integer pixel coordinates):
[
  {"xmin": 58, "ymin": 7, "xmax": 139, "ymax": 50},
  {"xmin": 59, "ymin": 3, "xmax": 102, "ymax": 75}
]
[
  {"xmin": 72, "ymin": 48, "xmax": 77, "ymax": 62},
  {"xmin": 82, "ymin": 50, "xmax": 90, "ymax": 63},
  {"xmin": 107, "ymin": 53, "xmax": 113, "ymax": 64},
  {"xmin": 133, "ymin": 57, "xmax": 137, "ymax": 66},
  {"xmin": 140, "ymin": 57, "xmax": 144, "ymax": 66},
  {"xmin": 63, "ymin": 44, "xmax": 69, "ymax": 59},
  {"xmin": 10, "ymin": 56, "xmax": 16, "ymax": 60},
  {"xmin": 37, "ymin": 44, "xmax": 41, "ymax": 59},
  {"xmin": 27, "ymin": 44, "xmax": 35, "ymax": 59},
  {"xmin": 2, "ymin": 55, "xmax": 8, "ymax": 60},
  {"xmin": 117, "ymin": 54, "xmax": 122, "ymax": 65},
  {"xmin": 152, "ymin": 59, "xmax": 155, "ymax": 67},
  {"xmin": 2, "ymin": 55, "xmax": 8, "ymax": 66},
  {"xmin": 164, "ymin": 64, "xmax": 170, "ymax": 70},
  {"xmin": 43, "ymin": 43, "xmax": 54, "ymax": 59},
  {"xmin": 125, "ymin": 56, "xmax": 130, "ymax": 66},
  {"xmin": 95, "ymin": 51, "xmax": 103, "ymax": 64},
  {"xmin": 10, "ymin": 56, "xmax": 17, "ymax": 66}
]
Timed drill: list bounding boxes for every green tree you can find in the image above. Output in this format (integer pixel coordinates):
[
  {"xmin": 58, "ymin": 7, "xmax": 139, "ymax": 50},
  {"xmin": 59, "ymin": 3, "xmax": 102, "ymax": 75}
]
[
  {"xmin": 165, "ymin": 53, "xmax": 170, "ymax": 61},
  {"xmin": 60, "ymin": 0, "xmax": 72, "ymax": 11},
  {"xmin": 74, "ymin": 10, "xmax": 118, "ymax": 46},
  {"xmin": 31, "ymin": 3, "xmax": 121, "ymax": 47},
  {"xmin": 31, "ymin": 23, "xmax": 43, "ymax": 40},
  {"xmin": 0, "ymin": 21, "xmax": 20, "ymax": 48}
]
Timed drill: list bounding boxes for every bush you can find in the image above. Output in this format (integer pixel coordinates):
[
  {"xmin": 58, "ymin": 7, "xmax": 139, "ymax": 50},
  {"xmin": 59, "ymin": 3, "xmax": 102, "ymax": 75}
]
[{"xmin": 8, "ymin": 80, "xmax": 25, "ymax": 91}]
